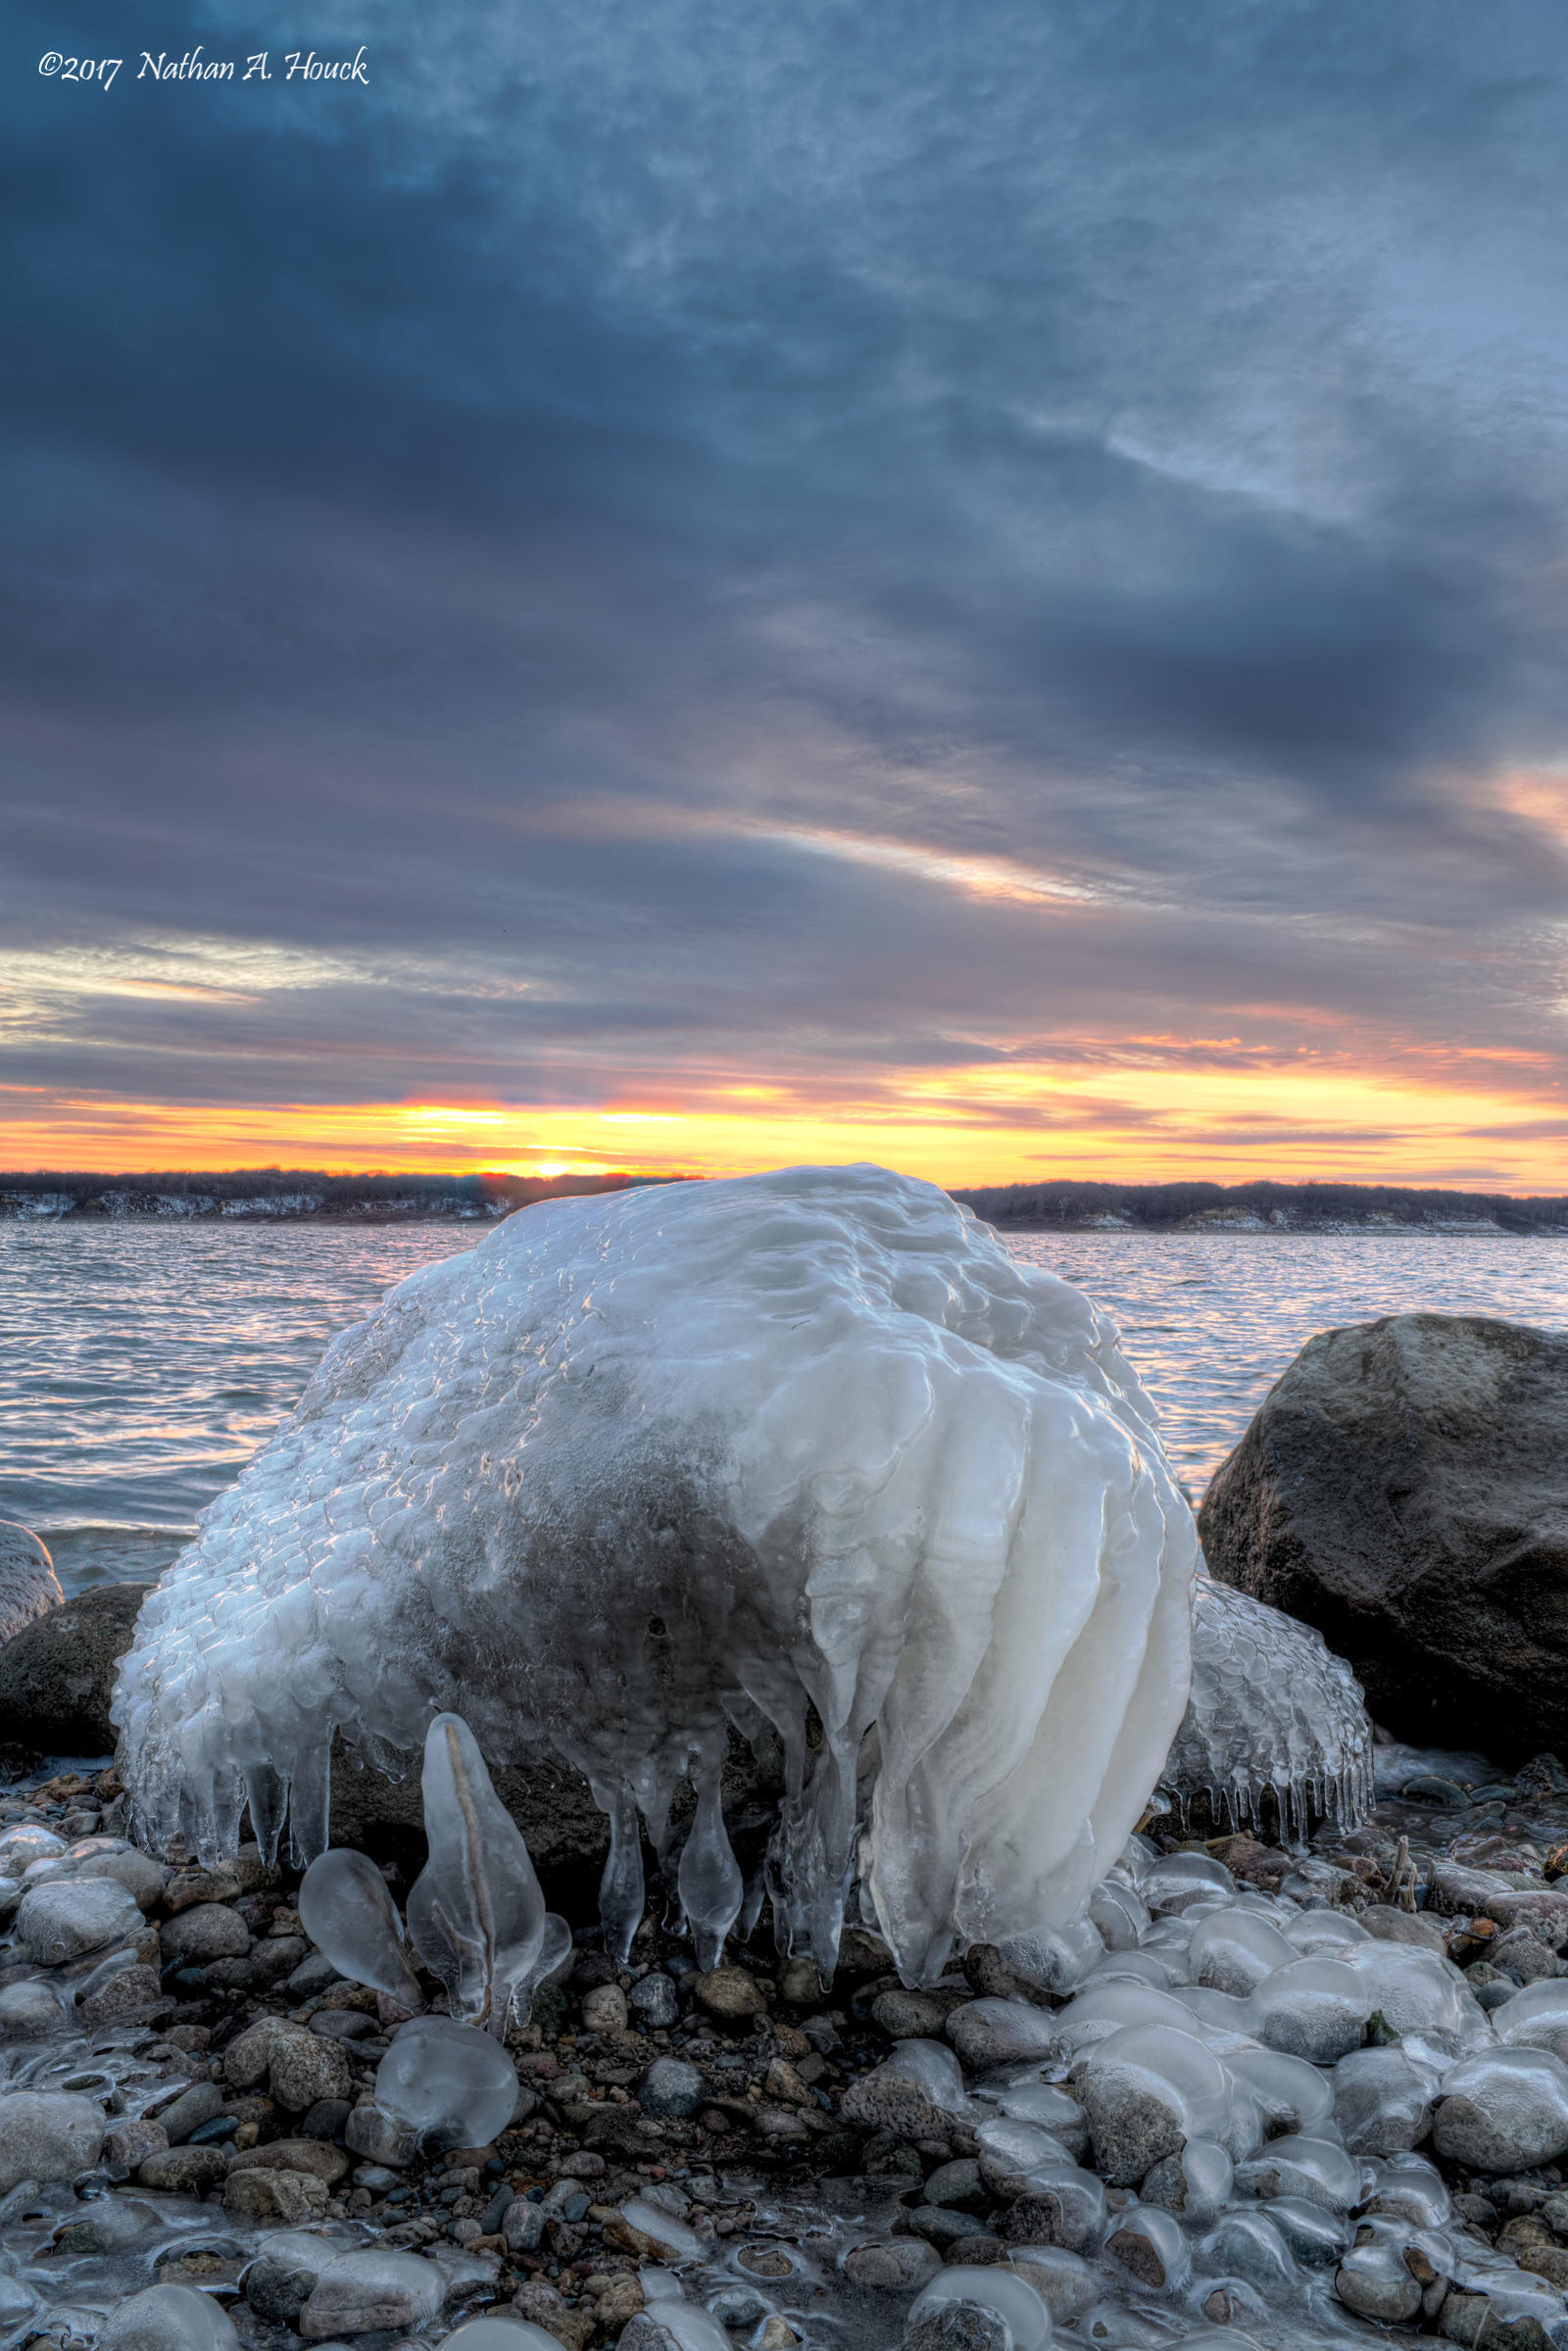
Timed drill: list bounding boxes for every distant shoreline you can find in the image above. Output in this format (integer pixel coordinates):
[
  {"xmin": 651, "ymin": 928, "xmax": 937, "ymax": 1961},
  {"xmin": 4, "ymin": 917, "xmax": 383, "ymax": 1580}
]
[{"xmin": 2, "ymin": 1167, "xmax": 1566, "ymax": 1235}]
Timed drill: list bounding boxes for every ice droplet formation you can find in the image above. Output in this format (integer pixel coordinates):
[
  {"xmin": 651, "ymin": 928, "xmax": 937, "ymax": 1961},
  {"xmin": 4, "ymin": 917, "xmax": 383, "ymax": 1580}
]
[
  {"xmin": 112, "ymin": 1164, "xmax": 1196, "ymax": 1985},
  {"xmin": 1158, "ymin": 1579, "xmax": 1374, "ymax": 1839}
]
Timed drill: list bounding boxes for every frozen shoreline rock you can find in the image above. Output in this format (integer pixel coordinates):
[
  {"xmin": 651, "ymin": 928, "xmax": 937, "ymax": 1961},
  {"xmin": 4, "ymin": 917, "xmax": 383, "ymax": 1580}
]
[
  {"xmin": 1200, "ymin": 1311, "xmax": 1568, "ymax": 1751},
  {"xmin": 0, "ymin": 1520, "xmax": 63, "ymax": 1647},
  {"xmin": 0, "ymin": 1579, "xmax": 144, "ymax": 1751},
  {"xmin": 114, "ymin": 1165, "xmax": 1197, "ymax": 1986}
]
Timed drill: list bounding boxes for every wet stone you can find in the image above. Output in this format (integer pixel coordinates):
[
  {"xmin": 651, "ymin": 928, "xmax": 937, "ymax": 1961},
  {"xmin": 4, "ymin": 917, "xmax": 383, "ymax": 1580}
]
[
  {"xmin": 844, "ymin": 2238, "xmax": 945, "ymax": 2289},
  {"xmin": 626, "ymin": 1971, "xmax": 679, "ymax": 2029},
  {"xmin": 903, "ymin": 2305, "xmax": 1010, "ymax": 2351},
  {"xmin": 0, "ymin": 2089, "xmax": 105, "ymax": 2190},
  {"xmin": 0, "ymin": 1980, "xmax": 66, "ymax": 2036},
  {"xmin": 17, "ymin": 1876, "xmax": 143, "ymax": 1963},
  {"xmin": 637, "ymin": 2057, "xmax": 706, "ymax": 2119},
  {"xmin": 137, "ymin": 2144, "xmax": 228, "ymax": 2195},
  {"xmin": 155, "ymin": 2082, "xmax": 224, "ymax": 2144},
  {"xmin": 159, "ymin": 1902, "xmax": 250, "ymax": 1966},
  {"xmin": 223, "ymin": 2167, "xmax": 329, "ymax": 2224},
  {"xmin": 873, "ymin": 1989, "xmax": 950, "ymax": 2040},
  {"xmin": 81, "ymin": 1962, "xmax": 163, "ymax": 2025},
  {"xmin": 105, "ymin": 2118, "xmax": 170, "ymax": 2168},
  {"xmin": 300, "ymin": 2248, "xmax": 448, "ymax": 2337}
]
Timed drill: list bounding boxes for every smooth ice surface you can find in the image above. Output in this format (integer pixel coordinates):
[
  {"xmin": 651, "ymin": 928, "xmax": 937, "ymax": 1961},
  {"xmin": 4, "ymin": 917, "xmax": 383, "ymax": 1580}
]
[
  {"xmin": 298, "ymin": 1847, "xmax": 421, "ymax": 2006},
  {"xmin": 438, "ymin": 2326, "xmax": 565, "ymax": 2351},
  {"xmin": 112, "ymin": 1165, "xmax": 1196, "ymax": 1984},
  {"xmin": 1160, "ymin": 1580, "xmax": 1374, "ymax": 1837},
  {"xmin": 98, "ymin": 2285, "xmax": 238, "ymax": 2351},
  {"xmin": 373, "ymin": 2015, "xmax": 520, "ymax": 2144}
]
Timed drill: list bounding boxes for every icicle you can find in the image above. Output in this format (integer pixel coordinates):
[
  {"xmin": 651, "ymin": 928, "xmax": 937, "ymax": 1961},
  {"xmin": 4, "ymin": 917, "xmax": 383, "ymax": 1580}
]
[
  {"xmin": 287, "ymin": 1743, "xmax": 331, "ymax": 1869},
  {"xmin": 244, "ymin": 1762, "xmax": 286, "ymax": 1864},
  {"xmin": 407, "ymin": 1712, "xmax": 549, "ymax": 2035},
  {"xmin": 677, "ymin": 1775, "xmax": 743, "ymax": 1970},
  {"xmin": 593, "ymin": 1778, "xmax": 646, "ymax": 1966}
]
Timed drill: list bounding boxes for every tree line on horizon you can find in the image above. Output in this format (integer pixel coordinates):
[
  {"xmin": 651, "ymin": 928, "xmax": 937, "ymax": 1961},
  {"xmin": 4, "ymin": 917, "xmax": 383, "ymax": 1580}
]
[{"xmin": 948, "ymin": 1176, "xmax": 1568, "ymax": 1231}]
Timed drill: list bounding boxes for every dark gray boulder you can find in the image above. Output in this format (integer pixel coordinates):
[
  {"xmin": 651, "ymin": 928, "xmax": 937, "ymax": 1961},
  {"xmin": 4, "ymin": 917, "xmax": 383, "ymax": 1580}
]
[
  {"xmin": 0, "ymin": 1521, "xmax": 63, "ymax": 1647},
  {"xmin": 0, "ymin": 1582, "xmax": 146, "ymax": 1751},
  {"xmin": 1199, "ymin": 1313, "xmax": 1568, "ymax": 1751}
]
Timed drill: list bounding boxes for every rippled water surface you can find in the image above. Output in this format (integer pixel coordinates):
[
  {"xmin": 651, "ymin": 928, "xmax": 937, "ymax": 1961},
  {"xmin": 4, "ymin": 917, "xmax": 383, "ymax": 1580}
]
[{"xmin": 4, "ymin": 1220, "xmax": 1568, "ymax": 1592}]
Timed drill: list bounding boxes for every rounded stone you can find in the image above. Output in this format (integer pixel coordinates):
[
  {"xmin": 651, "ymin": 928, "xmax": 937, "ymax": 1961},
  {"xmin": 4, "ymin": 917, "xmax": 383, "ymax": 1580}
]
[
  {"xmin": 300, "ymin": 2249, "xmax": 448, "ymax": 2337},
  {"xmin": 694, "ymin": 1966, "xmax": 766, "ymax": 2021},
  {"xmin": 1335, "ymin": 2242, "xmax": 1423, "ymax": 2325},
  {"xmin": 223, "ymin": 2168, "xmax": 329, "ymax": 2224},
  {"xmin": 154, "ymin": 2082, "xmax": 224, "ymax": 2145},
  {"xmin": 580, "ymin": 1982, "xmax": 627, "ymax": 2033},
  {"xmin": 947, "ymin": 1998, "xmax": 1059, "ymax": 2071},
  {"xmin": 16, "ymin": 1875, "xmax": 143, "ymax": 1964},
  {"xmin": 98, "ymin": 2282, "xmax": 238, "ymax": 2351},
  {"xmin": 638, "ymin": 2057, "xmax": 707, "ymax": 2119},
  {"xmin": 873, "ymin": 1989, "xmax": 950, "ymax": 2040},
  {"xmin": 159, "ymin": 1903, "xmax": 251, "ymax": 1966},
  {"xmin": 627, "ymin": 1972, "xmax": 679, "ymax": 2029},
  {"xmin": 0, "ymin": 1980, "xmax": 67, "ymax": 2037},
  {"xmin": 843, "ymin": 2239, "xmax": 944, "ymax": 2290},
  {"xmin": 137, "ymin": 2144, "xmax": 228, "ymax": 2195},
  {"xmin": 0, "ymin": 2090, "xmax": 105, "ymax": 2191},
  {"xmin": 270, "ymin": 2026, "xmax": 353, "ymax": 2113}
]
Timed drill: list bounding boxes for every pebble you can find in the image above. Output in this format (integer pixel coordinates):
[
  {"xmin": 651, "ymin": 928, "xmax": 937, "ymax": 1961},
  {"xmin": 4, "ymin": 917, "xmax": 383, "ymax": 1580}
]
[
  {"xmin": 843, "ymin": 2238, "xmax": 945, "ymax": 2289},
  {"xmin": 81, "ymin": 1961, "xmax": 163, "ymax": 2024},
  {"xmin": 104, "ymin": 2118, "xmax": 170, "ymax": 2168},
  {"xmin": 903, "ymin": 2304, "xmax": 1009, "ymax": 2351},
  {"xmin": 0, "ymin": 2088, "xmax": 105, "ymax": 2190},
  {"xmin": 243, "ymin": 2230, "xmax": 341, "ymax": 2325},
  {"xmin": 626, "ymin": 1971, "xmax": 679, "ymax": 2029},
  {"xmin": 1336, "ymin": 2238, "xmax": 1424, "ymax": 2323},
  {"xmin": 271, "ymin": 2022, "xmax": 354, "ymax": 2110},
  {"xmin": 0, "ymin": 1979, "xmax": 66, "ymax": 2035},
  {"xmin": 16, "ymin": 1875, "xmax": 143, "ymax": 1963},
  {"xmin": 223, "ymin": 2166, "xmax": 329, "ymax": 2223},
  {"xmin": 137, "ymin": 2144, "xmax": 228, "ymax": 2195},
  {"xmin": 154, "ymin": 2082, "xmax": 224, "ymax": 2143},
  {"xmin": 694, "ymin": 1964, "xmax": 766, "ymax": 2020},
  {"xmin": 946, "ymin": 1998, "xmax": 1058, "ymax": 2070},
  {"xmin": 873, "ymin": 1988, "xmax": 951, "ymax": 2039},
  {"xmin": 159, "ymin": 1902, "xmax": 251, "ymax": 1965},
  {"xmin": 230, "ymin": 2136, "xmax": 351, "ymax": 2183},
  {"xmin": 580, "ymin": 1981, "xmax": 627, "ymax": 2033},
  {"xmin": 637, "ymin": 2056, "xmax": 707, "ymax": 2119},
  {"xmin": 344, "ymin": 2103, "xmax": 418, "ymax": 2166}
]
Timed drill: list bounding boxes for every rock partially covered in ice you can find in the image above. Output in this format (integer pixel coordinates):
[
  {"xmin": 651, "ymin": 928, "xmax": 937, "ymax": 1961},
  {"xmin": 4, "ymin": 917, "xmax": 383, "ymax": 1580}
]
[
  {"xmin": 99, "ymin": 2284, "xmax": 238, "ymax": 2351},
  {"xmin": 0, "ymin": 2090, "xmax": 105, "ymax": 2191},
  {"xmin": 1157, "ymin": 1579, "xmax": 1373, "ymax": 1838},
  {"xmin": 113, "ymin": 1164, "xmax": 1196, "ymax": 1985},
  {"xmin": 0, "ymin": 1520, "xmax": 62, "ymax": 1646}
]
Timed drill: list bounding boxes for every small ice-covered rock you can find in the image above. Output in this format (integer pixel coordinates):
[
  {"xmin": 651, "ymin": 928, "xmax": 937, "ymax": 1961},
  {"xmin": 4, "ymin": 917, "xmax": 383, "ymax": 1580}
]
[
  {"xmin": 1223, "ymin": 2046, "xmax": 1335, "ymax": 2139},
  {"xmin": 0, "ymin": 1519, "xmax": 63, "ymax": 1645},
  {"xmin": 16, "ymin": 1874, "xmax": 142, "ymax": 1964},
  {"xmin": 0, "ymin": 2090, "xmax": 105, "ymax": 2190},
  {"xmin": 1054, "ymin": 1979, "xmax": 1198, "ymax": 2055},
  {"xmin": 1079, "ymin": 2023, "xmax": 1231, "ymax": 2184},
  {"xmin": 906, "ymin": 2267, "xmax": 1053, "ymax": 2351},
  {"xmin": 948, "ymin": 1998, "xmax": 1059, "ymax": 2070},
  {"xmin": 438, "ymin": 2324, "xmax": 566, "ymax": 2351},
  {"xmin": 1105, "ymin": 2201, "xmax": 1191, "ymax": 2290},
  {"xmin": 1198, "ymin": 2207, "xmax": 1299, "ymax": 2299},
  {"xmin": 1334, "ymin": 2238, "xmax": 1423, "ymax": 2326},
  {"xmin": 300, "ymin": 2250, "xmax": 448, "ymax": 2338},
  {"xmin": 1261, "ymin": 2194, "xmax": 1350, "ymax": 2271},
  {"xmin": 975, "ymin": 2117, "xmax": 1076, "ymax": 2199},
  {"xmin": 1233, "ymin": 2131, "xmax": 1362, "ymax": 2213},
  {"xmin": 1159, "ymin": 1579, "xmax": 1373, "ymax": 1837},
  {"xmin": 1363, "ymin": 2151, "xmax": 1451, "ymax": 2229},
  {"xmin": 1006, "ymin": 2245, "xmax": 1095, "ymax": 2325},
  {"xmin": 993, "ymin": 2082, "xmax": 1089, "ymax": 2158},
  {"xmin": 1494, "ymin": 1981, "xmax": 1568, "ymax": 2059},
  {"xmin": 1432, "ymin": 2046, "xmax": 1568, "ymax": 2172},
  {"xmin": 1142, "ymin": 1851, "xmax": 1235, "ymax": 1916},
  {"xmin": 374, "ymin": 2016, "xmax": 521, "ymax": 2147},
  {"xmin": 1140, "ymin": 2137, "xmax": 1233, "ymax": 2223},
  {"xmin": 996, "ymin": 2161, "xmax": 1106, "ymax": 2252},
  {"xmin": 638, "ymin": 2058, "xmax": 706, "ymax": 2119},
  {"xmin": 1334, "ymin": 2044, "xmax": 1442, "ymax": 2155},
  {"xmin": 1341, "ymin": 1939, "xmax": 1469, "ymax": 2039},
  {"xmin": 1249, "ymin": 1956, "xmax": 1372, "ymax": 2063},
  {"xmin": 0, "ymin": 1824, "xmax": 66, "ymax": 1873},
  {"xmin": 0, "ymin": 1980, "xmax": 67, "ymax": 2036},
  {"xmin": 114, "ymin": 1166, "xmax": 1196, "ymax": 1985},
  {"xmin": 1187, "ymin": 1908, "xmax": 1297, "ymax": 1997},
  {"xmin": 243, "ymin": 2230, "xmax": 345, "ymax": 2325},
  {"xmin": 1089, "ymin": 1881, "xmax": 1150, "ymax": 1951},
  {"xmin": 99, "ymin": 2284, "xmax": 238, "ymax": 2351},
  {"xmin": 841, "ymin": 2038, "xmax": 972, "ymax": 2137},
  {"xmin": 299, "ymin": 1846, "xmax": 422, "ymax": 2006}
]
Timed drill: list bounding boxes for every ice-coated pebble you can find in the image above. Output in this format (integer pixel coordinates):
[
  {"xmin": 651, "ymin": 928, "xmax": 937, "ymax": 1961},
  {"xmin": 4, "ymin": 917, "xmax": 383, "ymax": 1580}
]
[
  {"xmin": 1143, "ymin": 1852, "xmax": 1235, "ymax": 1914},
  {"xmin": 1188, "ymin": 1910, "xmax": 1297, "ymax": 1997},
  {"xmin": 0, "ymin": 2090, "xmax": 105, "ymax": 2191},
  {"xmin": 948, "ymin": 1999, "xmax": 1059, "ymax": 2071},
  {"xmin": 1432, "ymin": 2047, "xmax": 1568, "ymax": 2172},
  {"xmin": 1089, "ymin": 1881, "xmax": 1150, "ymax": 1951},
  {"xmin": 1005, "ymin": 2245, "xmax": 1095, "ymax": 2325},
  {"xmin": 975, "ymin": 2118, "xmax": 1076, "ymax": 2199},
  {"xmin": 1363, "ymin": 2152, "xmax": 1452, "ymax": 2229},
  {"xmin": 843, "ymin": 2240, "xmax": 945, "ymax": 2290},
  {"xmin": 995, "ymin": 2164, "xmax": 1106, "ymax": 2253},
  {"xmin": 1342, "ymin": 1939, "xmax": 1468, "ymax": 2038},
  {"xmin": 344, "ymin": 2104, "xmax": 419, "ymax": 2167},
  {"xmin": 243, "ymin": 2230, "xmax": 344, "ymax": 2324},
  {"xmin": 997, "ymin": 1917, "xmax": 1106, "ymax": 1996},
  {"xmin": 638, "ymin": 2057, "xmax": 706, "ymax": 2119},
  {"xmin": 16, "ymin": 1875, "xmax": 142, "ymax": 1964},
  {"xmin": 995, "ymin": 2082, "xmax": 1089, "ymax": 2159},
  {"xmin": 1283, "ymin": 1909, "xmax": 1369, "ymax": 1954},
  {"xmin": 1249, "ymin": 1957, "xmax": 1372, "ymax": 2063},
  {"xmin": 1334, "ymin": 2239, "xmax": 1422, "ymax": 2325},
  {"xmin": 1223, "ymin": 2045, "xmax": 1335, "ymax": 2137},
  {"xmin": 1233, "ymin": 2131, "xmax": 1362, "ymax": 2213},
  {"xmin": 1140, "ymin": 2138, "xmax": 1233, "ymax": 2223},
  {"xmin": 375, "ymin": 2017, "xmax": 520, "ymax": 2146},
  {"xmin": 903, "ymin": 2303, "xmax": 1009, "ymax": 2351},
  {"xmin": 1334, "ymin": 2043, "xmax": 1441, "ymax": 2155},
  {"xmin": 1054, "ymin": 1980, "xmax": 1196, "ymax": 2054},
  {"xmin": 1261, "ymin": 2195, "xmax": 1350, "ymax": 2269},
  {"xmin": 841, "ymin": 2039, "xmax": 971, "ymax": 2137},
  {"xmin": 1198, "ymin": 2209, "xmax": 1298, "ymax": 2299},
  {"xmin": 627, "ymin": 1971, "xmax": 680, "ymax": 2030},
  {"xmin": 299, "ymin": 1846, "xmax": 422, "ymax": 2004},
  {"xmin": 1079, "ymin": 2023, "xmax": 1230, "ymax": 2185},
  {"xmin": 1105, "ymin": 2202, "xmax": 1190, "ymax": 2291},
  {"xmin": 1494, "ymin": 1981, "xmax": 1568, "ymax": 2058},
  {"xmin": 99, "ymin": 2283, "xmax": 239, "ymax": 2351},
  {"xmin": 907, "ymin": 2266, "xmax": 1053, "ymax": 2351},
  {"xmin": 300, "ymin": 2249, "xmax": 448, "ymax": 2337}
]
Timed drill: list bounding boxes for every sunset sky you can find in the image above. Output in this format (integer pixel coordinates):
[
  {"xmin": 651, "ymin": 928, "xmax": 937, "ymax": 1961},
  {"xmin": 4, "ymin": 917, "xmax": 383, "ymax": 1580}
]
[{"xmin": 7, "ymin": 4, "xmax": 1568, "ymax": 1189}]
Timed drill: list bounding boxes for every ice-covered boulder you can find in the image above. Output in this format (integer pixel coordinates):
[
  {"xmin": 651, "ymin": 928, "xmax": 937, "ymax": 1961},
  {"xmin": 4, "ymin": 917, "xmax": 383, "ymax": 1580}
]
[
  {"xmin": 1157, "ymin": 1579, "xmax": 1373, "ymax": 1838},
  {"xmin": 113, "ymin": 1164, "xmax": 1196, "ymax": 1984}
]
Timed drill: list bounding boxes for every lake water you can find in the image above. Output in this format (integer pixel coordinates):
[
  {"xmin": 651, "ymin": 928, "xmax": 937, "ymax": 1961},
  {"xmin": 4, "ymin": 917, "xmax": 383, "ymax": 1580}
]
[{"xmin": 4, "ymin": 1219, "xmax": 1568, "ymax": 1593}]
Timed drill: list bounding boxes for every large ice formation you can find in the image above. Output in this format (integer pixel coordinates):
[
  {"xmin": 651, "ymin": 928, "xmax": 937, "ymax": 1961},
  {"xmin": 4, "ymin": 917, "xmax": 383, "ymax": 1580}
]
[
  {"xmin": 1159, "ymin": 1579, "xmax": 1374, "ymax": 1838},
  {"xmin": 113, "ymin": 1164, "xmax": 1197, "ymax": 1984}
]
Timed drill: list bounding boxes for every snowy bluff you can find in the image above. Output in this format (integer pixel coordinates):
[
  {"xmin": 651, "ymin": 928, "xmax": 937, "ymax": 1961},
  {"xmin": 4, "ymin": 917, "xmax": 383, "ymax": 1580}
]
[{"xmin": 112, "ymin": 1164, "xmax": 1198, "ymax": 1987}]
